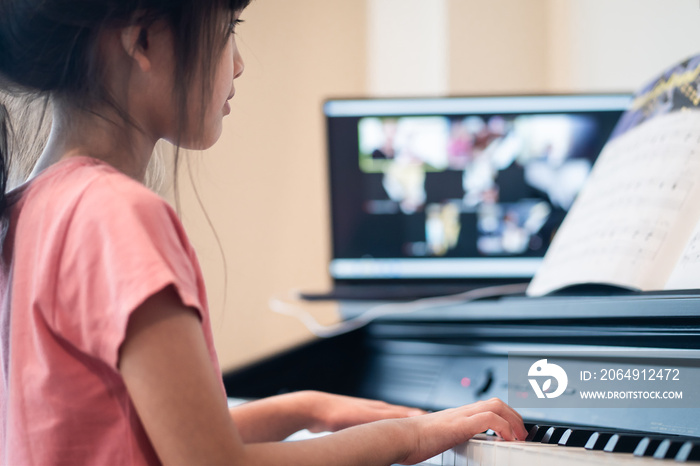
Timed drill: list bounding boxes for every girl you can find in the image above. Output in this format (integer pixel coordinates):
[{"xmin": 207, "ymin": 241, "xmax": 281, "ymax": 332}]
[{"xmin": 0, "ymin": 0, "xmax": 527, "ymax": 464}]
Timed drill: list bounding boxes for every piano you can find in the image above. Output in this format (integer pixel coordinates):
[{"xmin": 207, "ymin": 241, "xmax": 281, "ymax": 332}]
[{"xmin": 223, "ymin": 290, "xmax": 700, "ymax": 464}]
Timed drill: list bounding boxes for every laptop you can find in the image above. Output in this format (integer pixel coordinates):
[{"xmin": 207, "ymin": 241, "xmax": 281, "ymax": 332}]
[{"xmin": 301, "ymin": 94, "xmax": 631, "ymax": 301}]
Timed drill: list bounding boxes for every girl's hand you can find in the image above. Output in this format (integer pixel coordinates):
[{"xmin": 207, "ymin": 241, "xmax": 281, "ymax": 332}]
[
  {"xmin": 120, "ymin": 287, "xmax": 526, "ymax": 465},
  {"xmin": 396, "ymin": 397, "xmax": 528, "ymax": 465},
  {"xmin": 302, "ymin": 391, "xmax": 426, "ymax": 433}
]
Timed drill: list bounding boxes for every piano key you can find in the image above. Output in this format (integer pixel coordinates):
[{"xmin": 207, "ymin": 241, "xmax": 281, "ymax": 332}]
[
  {"xmin": 480, "ymin": 440, "xmax": 496, "ymax": 465},
  {"xmin": 442, "ymin": 448, "xmax": 456, "ymax": 466},
  {"xmin": 603, "ymin": 433, "xmax": 645, "ymax": 453},
  {"xmin": 558, "ymin": 428, "xmax": 596, "ymax": 447},
  {"xmin": 525, "ymin": 424, "xmax": 552, "ymax": 442},
  {"xmin": 449, "ymin": 426, "xmax": 700, "ymax": 465},
  {"xmin": 463, "ymin": 435, "xmax": 555, "ymax": 466},
  {"xmin": 454, "ymin": 435, "xmax": 655, "ymax": 466},
  {"xmin": 584, "ymin": 431, "xmax": 614, "ymax": 450},
  {"xmin": 540, "ymin": 427, "xmax": 568, "ymax": 444},
  {"xmin": 676, "ymin": 441, "xmax": 700, "ymax": 462},
  {"xmin": 420, "ymin": 453, "xmax": 443, "ymax": 465},
  {"xmin": 633, "ymin": 437, "xmax": 663, "ymax": 457},
  {"xmin": 653, "ymin": 439, "xmax": 685, "ymax": 459},
  {"xmin": 399, "ymin": 452, "xmax": 447, "ymax": 466}
]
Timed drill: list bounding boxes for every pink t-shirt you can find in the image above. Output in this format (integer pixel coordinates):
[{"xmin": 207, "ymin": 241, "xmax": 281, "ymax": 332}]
[{"xmin": 0, "ymin": 156, "xmax": 223, "ymax": 465}]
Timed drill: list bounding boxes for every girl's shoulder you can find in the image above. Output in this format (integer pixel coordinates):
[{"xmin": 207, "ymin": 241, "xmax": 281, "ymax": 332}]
[
  {"xmin": 15, "ymin": 156, "xmax": 173, "ymax": 216},
  {"xmin": 8, "ymin": 156, "xmax": 184, "ymax": 248}
]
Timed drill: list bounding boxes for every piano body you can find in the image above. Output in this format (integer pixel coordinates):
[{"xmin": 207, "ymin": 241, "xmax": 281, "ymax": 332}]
[{"xmin": 223, "ymin": 291, "xmax": 700, "ymax": 464}]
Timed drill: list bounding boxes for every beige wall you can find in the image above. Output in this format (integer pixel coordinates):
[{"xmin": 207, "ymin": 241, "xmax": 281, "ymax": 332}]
[
  {"xmin": 178, "ymin": 0, "xmax": 700, "ymax": 372},
  {"xmin": 449, "ymin": 0, "xmax": 550, "ymax": 94},
  {"xmin": 367, "ymin": 0, "xmax": 448, "ymax": 96},
  {"xmin": 547, "ymin": 0, "xmax": 700, "ymax": 92},
  {"xmin": 177, "ymin": 0, "xmax": 367, "ymax": 372},
  {"xmin": 450, "ymin": 0, "xmax": 700, "ymax": 94}
]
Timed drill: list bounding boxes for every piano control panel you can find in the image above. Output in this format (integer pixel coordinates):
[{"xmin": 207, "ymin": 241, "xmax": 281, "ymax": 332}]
[{"xmin": 361, "ymin": 340, "xmax": 700, "ymax": 439}]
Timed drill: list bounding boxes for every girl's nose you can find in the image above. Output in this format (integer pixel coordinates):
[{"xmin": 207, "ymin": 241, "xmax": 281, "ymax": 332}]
[{"xmin": 234, "ymin": 50, "xmax": 244, "ymax": 79}]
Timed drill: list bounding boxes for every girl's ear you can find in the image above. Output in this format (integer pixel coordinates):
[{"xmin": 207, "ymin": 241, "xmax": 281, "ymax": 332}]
[{"xmin": 120, "ymin": 26, "xmax": 151, "ymax": 72}]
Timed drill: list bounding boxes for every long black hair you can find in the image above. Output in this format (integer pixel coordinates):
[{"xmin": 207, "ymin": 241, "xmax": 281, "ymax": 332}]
[{"xmin": 0, "ymin": 0, "xmax": 251, "ymax": 218}]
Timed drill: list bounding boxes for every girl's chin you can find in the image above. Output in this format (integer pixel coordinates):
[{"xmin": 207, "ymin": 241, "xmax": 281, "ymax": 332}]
[{"xmin": 173, "ymin": 128, "xmax": 223, "ymax": 151}]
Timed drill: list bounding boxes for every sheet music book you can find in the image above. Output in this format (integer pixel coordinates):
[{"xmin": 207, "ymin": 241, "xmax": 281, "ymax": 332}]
[{"xmin": 527, "ymin": 54, "xmax": 700, "ymax": 296}]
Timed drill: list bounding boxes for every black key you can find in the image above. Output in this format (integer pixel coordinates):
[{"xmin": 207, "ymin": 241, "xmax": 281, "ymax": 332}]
[
  {"xmin": 585, "ymin": 432, "xmax": 614, "ymax": 450},
  {"xmin": 541, "ymin": 427, "xmax": 567, "ymax": 444},
  {"xmin": 653, "ymin": 439, "xmax": 684, "ymax": 459},
  {"xmin": 603, "ymin": 433, "xmax": 644, "ymax": 453},
  {"xmin": 676, "ymin": 441, "xmax": 700, "ymax": 462},
  {"xmin": 633, "ymin": 437, "xmax": 663, "ymax": 457},
  {"xmin": 525, "ymin": 425, "xmax": 551, "ymax": 443},
  {"xmin": 558, "ymin": 428, "xmax": 596, "ymax": 447}
]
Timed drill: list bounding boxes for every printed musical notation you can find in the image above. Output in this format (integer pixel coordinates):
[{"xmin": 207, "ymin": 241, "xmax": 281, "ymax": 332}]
[
  {"xmin": 681, "ymin": 232, "xmax": 700, "ymax": 263},
  {"xmin": 666, "ymin": 229, "xmax": 700, "ymax": 290},
  {"xmin": 546, "ymin": 224, "xmax": 668, "ymax": 265},
  {"xmin": 528, "ymin": 110, "xmax": 700, "ymax": 296}
]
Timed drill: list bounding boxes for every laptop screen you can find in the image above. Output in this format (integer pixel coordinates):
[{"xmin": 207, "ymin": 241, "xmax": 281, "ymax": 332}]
[{"xmin": 324, "ymin": 94, "xmax": 631, "ymax": 281}]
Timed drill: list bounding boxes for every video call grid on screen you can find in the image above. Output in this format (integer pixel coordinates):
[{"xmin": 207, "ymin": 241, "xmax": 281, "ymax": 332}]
[{"xmin": 324, "ymin": 95, "xmax": 632, "ymax": 280}]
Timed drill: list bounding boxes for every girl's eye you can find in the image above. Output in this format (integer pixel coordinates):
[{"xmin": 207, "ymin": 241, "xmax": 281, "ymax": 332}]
[{"xmin": 229, "ymin": 19, "xmax": 244, "ymax": 34}]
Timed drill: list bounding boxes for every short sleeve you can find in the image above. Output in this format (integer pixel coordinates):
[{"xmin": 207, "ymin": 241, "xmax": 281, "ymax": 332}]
[{"xmin": 52, "ymin": 172, "xmax": 203, "ymax": 370}]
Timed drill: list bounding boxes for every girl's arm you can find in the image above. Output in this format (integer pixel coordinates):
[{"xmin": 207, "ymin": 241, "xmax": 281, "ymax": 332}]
[
  {"xmin": 119, "ymin": 286, "xmax": 527, "ymax": 466},
  {"xmin": 229, "ymin": 391, "xmax": 426, "ymax": 443}
]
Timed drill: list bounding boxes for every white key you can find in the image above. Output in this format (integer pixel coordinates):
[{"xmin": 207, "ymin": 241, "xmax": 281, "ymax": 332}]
[
  {"xmin": 421, "ymin": 453, "xmax": 443, "ymax": 465},
  {"xmin": 441, "ymin": 448, "xmax": 456, "ymax": 466},
  {"xmin": 451, "ymin": 435, "xmax": 670, "ymax": 465}
]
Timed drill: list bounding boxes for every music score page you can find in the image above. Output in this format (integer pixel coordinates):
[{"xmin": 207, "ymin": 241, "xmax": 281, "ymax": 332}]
[{"xmin": 527, "ymin": 110, "xmax": 700, "ymax": 296}]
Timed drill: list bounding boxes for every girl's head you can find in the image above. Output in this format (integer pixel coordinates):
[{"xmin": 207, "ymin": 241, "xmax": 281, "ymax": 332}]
[
  {"xmin": 0, "ymin": 0, "xmax": 250, "ymax": 143},
  {"xmin": 0, "ymin": 0, "xmax": 250, "ymax": 217}
]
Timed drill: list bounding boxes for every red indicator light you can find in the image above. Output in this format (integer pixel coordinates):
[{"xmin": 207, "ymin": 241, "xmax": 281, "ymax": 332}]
[{"xmin": 460, "ymin": 377, "xmax": 471, "ymax": 388}]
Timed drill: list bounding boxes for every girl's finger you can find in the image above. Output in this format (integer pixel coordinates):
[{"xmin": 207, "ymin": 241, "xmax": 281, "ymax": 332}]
[
  {"xmin": 459, "ymin": 399, "xmax": 527, "ymax": 440},
  {"xmin": 464, "ymin": 411, "xmax": 517, "ymax": 441}
]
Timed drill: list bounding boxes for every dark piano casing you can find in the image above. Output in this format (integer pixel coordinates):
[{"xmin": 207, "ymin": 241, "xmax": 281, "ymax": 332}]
[{"xmin": 223, "ymin": 291, "xmax": 700, "ymax": 438}]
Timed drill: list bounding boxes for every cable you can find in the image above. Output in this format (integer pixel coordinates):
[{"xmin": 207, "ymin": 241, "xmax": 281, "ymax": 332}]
[{"xmin": 269, "ymin": 282, "xmax": 530, "ymax": 338}]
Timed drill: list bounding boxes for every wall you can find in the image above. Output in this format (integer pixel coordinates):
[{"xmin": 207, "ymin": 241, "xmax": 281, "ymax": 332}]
[
  {"xmin": 448, "ymin": 0, "xmax": 550, "ymax": 94},
  {"xmin": 448, "ymin": 0, "xmax": 700, "ymax": 95},
  {"xmin": 367, "ymin": 0, "xmax": 448, "ymax": 96},
  {"xmin": 547, "ymin": 0, "xmax": 700, "ymax": 92},
  {"xmin": 179, "ymin": 0, "xmax": 700, "ymax": 372},
  {"xmin": 177, "ymin": 0, "xmax": 367, "ymax": 371}
]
